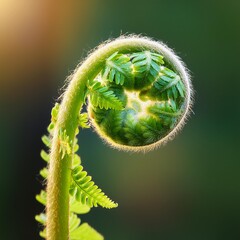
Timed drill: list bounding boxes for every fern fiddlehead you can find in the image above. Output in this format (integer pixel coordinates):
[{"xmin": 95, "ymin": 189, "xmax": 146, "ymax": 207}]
[{"xmin": 36, "ymin": 36, "xmax": 192, "ymax": 240}]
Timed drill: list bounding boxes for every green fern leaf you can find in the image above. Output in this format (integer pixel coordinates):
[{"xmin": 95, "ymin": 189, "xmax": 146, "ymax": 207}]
[
  {"xmin": 69, "ymin": 213, "xmax": 81, "ymax": 233},
  {"xmin": 70, "ymin": 165, "xmax": 118, "ymax": 209},
  {"xmin": 58, "ymin": 128, "xmax": 72, "ymax": 159},
  {"xmin": 88, "ymin": 81, "xmax": 123, "ymax": 110},
  {"xmin": 36, "ymin": 190, "xmax": 47, "ymax": 206},
  {"xmin": 73, "ymin": 135, "xmax": 79, "ymax": 153},
  {"xmin": 73, "ymin": 143, "xmax": 79, "ymax": 153},
  {"xmin": 35, "ymin": 213, "xmax": 47, "ymax": 225},
  {"xmin": 40, "ymin": 167, "xmax": 48, "ymax": 179},
  {"xmin": 70, "ymin": 197, "xmax": 91, "ymax": 214},
  {"xmin": 47, "ymin": 122, "xmax": 55, "ymax": 133},
  {"xmin": 148, "ymin": 100, "xmax": 181, "ymax": 127},
  {"xmin": 88, "ymin": 106, "xmax": 106, "ymax": 125},
  {"xmin": 41, "ymin": 135, "xmax": 51, "ymax": 148},
  {"xmin": 47, "ymin": 103, "xmax": 60, "ymax": 133},
  {"xmin": 73, "ymin": 154, "xmax": 81, "ymax": 168},
  {"xmin": 35, "ymin": 213, "xmax": 47, "ymax": 238},
  {"xmin": 138, "ymin": 117, "xmax": 164, "ymax": 144},
  {"xmin": 131, "ymin": 51, "xmax": 164, "ymax": 89},
  {"xmin": 40, "ymin": 150, "xmax": 49, "ymax": 162},
  {"xmin": 40, "ymin": 228, "xmax": 46, "ymax": 238},
  {"xmin": 154, "ymin": 67, "xmax": 185, "ymax": 100},
  {"xmin": 70, "ymin": 223, "xmax": 104, "ymax": 240},
  {"xmin": 78, "ymin": 113, "xmax": 90, "ymax": 129},
  {"xmin": 102, "ymin": 52, "xmax": 132, "ymax": 85},
  {"xmin": 94, "ymin": 108, "xmax": 124, "ymax": 142},
  {"xmin": 51, "ymin": 102, "xmax": 60, "ymax": 120}
]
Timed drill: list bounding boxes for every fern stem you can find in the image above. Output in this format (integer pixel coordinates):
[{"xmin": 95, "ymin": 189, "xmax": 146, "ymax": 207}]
[{"xmin": 46, "ymin": 37, "xmax": 191, "ymax": 239}]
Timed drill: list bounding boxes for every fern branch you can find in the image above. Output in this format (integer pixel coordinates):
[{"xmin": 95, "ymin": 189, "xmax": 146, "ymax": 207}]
[
  {"xmin": 102, "ymin": 52, "xmax": 132, "ymax": 85},
  {"xmin": 131, "ymin": 51, "xmax": 164, "ymax": 89},
  {"xmin": 87, "ymin": 81, "xmax": 123, "ymax": 110},
  {"xmin": 70, "ymin": 166, "xmax": 118, "ymax": 209},
  {"xmin": 154, "ymin": 67, "xmax": 185, "ymax": 100}
]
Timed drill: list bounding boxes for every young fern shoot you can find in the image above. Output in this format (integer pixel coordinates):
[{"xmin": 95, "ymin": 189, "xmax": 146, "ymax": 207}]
[{"xmin": 36, "ymin": 36, "xmax": 192, "ymax": 240}]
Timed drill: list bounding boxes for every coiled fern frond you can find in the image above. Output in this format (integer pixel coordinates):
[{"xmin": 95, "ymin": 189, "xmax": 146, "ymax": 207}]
[
  {"xmin": 36, "ymin": 36, "xmax": 192, "ymax": 240},
  {"xmin": 88, "ymin": 49, "xmax": 189, "ymax": 151}
]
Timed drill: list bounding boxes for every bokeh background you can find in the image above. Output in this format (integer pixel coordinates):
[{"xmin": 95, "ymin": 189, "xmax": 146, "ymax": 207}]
[{"xmin": 0, "ymin": 0, "xmax": 240, "ymax": 239}]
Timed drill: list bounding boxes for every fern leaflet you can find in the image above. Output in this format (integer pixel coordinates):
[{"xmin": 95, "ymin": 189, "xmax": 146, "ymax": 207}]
[
  {"xmin": 78, "ymin": 113, "xmax": 90, "ymax": 129},
  {"xmin": 36, "ymin": 190, "xmax": 47, "ymax": 206},
  {"xmin": 69, "ymin": 213, "xmax": 81, "ymax": 233},
  {"xmin": 154, "ymin": 67, "xmax": 185, "ymax": 100},
  {"xmin": 138, "ymin": 117, "xmax": 164, "ymax": 144},
  {"xmin": 102, "ymin": 52, "xmax": 132, "ymax": 85},
  {"xmin": 39, "ymin": 167, "xmax": 48, "ymax": 178},
  {"xmin": 70, "ymin": 165, "xmax": 118, "ymax": 209},
  {"xmin": 70, "ymin": 223, "xmax": 104, "ymax": 240},
  {"xmin": 148, "ymin": 100, "xmax": 182, "ymax": 127},
  {"xmin": 131, "ymin": 51, "xmax": 164, "ymax": 88},
  {"xmin": 41, "ymin": 135, "xmax": 51, "ymax": 148},
  {"xmin": 88, "ymin": 81, "xmax": 123, "ymax": 110},
  {"xmin": 47, "ymin": 103, "xmax": 59, "ymax": 133},
  {"xmin": 40, "ymin": 149, "xmax": 49, "ymax": 162},
  {"xmin": 148, "ymin": 100, "xmax": 178, "ymax": 116}
]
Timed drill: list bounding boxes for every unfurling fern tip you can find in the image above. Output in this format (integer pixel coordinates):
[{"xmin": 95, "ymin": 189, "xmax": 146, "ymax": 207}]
[{"xmin": 36, "ymin": 35, "xmax": 192, "ymax": 240}]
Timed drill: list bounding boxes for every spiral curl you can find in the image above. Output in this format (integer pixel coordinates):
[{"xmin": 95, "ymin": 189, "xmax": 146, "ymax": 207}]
[
  {"xmin": 87, "ymin": 38, "xmax": 192, "ymax": 152},
  {"xmin": 43, "ymin": 36, "xmax": 192, "ymax": 240}
]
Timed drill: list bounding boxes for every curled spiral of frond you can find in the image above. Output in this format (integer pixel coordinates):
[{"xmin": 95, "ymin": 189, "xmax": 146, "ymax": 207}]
[
  {"xmin": 40, "ymin": 36, "xmax": 192, "ymax": 240},
  {"xmin": 86, "ymin": 38, "xmax": 192, "ymax": 152}
]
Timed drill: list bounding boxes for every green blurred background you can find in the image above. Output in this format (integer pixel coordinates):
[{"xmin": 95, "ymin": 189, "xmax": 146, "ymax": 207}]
[{"xmin": 0, "ymin": 0, "xmax": 240, "ymax": 239}]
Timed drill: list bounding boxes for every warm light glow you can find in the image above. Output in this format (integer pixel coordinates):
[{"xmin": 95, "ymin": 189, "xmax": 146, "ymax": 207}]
[
  {"xmin": 131, "ymin": 64, "xmax": 137, "ymax": 74},
  {"xmin": 125, "ymin": 90, "xmax": 155, "ymax": 118}
]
